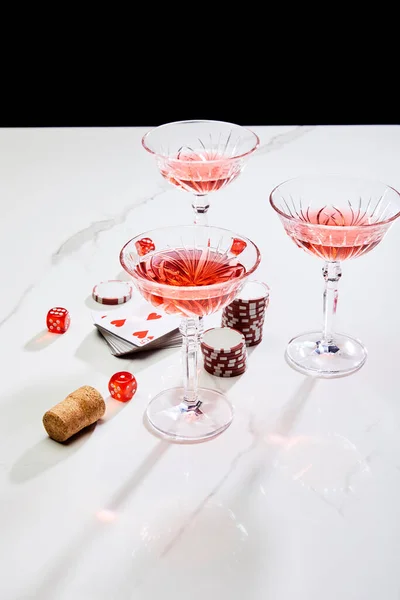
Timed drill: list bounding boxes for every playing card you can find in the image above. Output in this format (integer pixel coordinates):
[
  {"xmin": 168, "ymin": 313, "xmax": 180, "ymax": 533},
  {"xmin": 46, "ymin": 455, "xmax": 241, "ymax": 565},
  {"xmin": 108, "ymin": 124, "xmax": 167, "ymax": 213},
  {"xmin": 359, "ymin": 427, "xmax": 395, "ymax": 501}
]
[
  {"xmin": 96, "ymin": 325, "xmax": 182, "ymax": 356},
  {"xmin": 92, "ymin": 297, "xmax": 180, "ymax": 347},
  {"xmin": 92, "ymin": 292, "xmax": 181, "ymax": 355}
]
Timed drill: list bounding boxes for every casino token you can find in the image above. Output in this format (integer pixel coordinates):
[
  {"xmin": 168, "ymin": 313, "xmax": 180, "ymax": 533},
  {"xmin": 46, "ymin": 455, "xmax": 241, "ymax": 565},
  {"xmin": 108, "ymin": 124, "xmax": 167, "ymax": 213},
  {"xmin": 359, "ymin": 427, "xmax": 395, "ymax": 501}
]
[
  {"xmin": 231, "ymin": 300, "xmax": 268, "ymax": 310},
  {"xmin": 202, "ymin": 345, "xmax": 246, "ymax": 357},
  {"xmin": 204, "ymin": 365, "xmax": 247, "ymax": 377},
  {"xmin": 201, "ymin": 327, "xmax": 245, "ymax": 353},
  {"xmin": 222, "ymin": 310, "xmax": 265, "ymax": 321},
  {"xmin": 204, "ymin": 354, "xmax": 247, "ymax": 365},
  {"xmin": 233, "ymin": 280, "xmax": 270, "ymax": 303},
  {"xmin": 223, "ymin": 306, "xmax": 265, "ymax": 319},
  {"xmin": 204, "ymin": 352, "xmax": 243, "ymax": 362},
  {"xmin": 92, "ymin": 280, "xmax": 133, "ymax": 305},
  {"xmin": 204, "ymin": 361, "xmax": 242, "ymax": 370},
  {"xmin": 201, "ymin": 345, "xmax": 245, "ymax": 357},
  {"xmin": 247, "ymin": 338, "xmax": 263, "ymax": 347},
  {"xmin": 204, "ymin": 363, "xmax": 247, "ymax": 373},
  {"xmin": 204, "ymin": 355, "xmax": 247, "ymax": 368},
  {"xmin": 229, "ymin": 298, "xmax": 267, "ymax": 308},
  {"xmin": 222, "ymin": 314, "xmax": 265, "ymax": 325}
]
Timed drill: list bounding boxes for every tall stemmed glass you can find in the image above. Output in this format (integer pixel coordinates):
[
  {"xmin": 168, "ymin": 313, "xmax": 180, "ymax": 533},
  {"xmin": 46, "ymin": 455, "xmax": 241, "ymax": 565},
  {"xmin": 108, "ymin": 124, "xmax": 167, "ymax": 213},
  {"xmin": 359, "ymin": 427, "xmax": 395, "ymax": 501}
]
[
  {"xmin": 120, "ymin": 225, "xmax": 261, "ymax": 441},
  {"xmin": 142, "ymin": 120, "xmax": 260, "ymax": 225},
  {"xmin": 270, "ymin": 175, "xmax": 400, "ymax": 378}
]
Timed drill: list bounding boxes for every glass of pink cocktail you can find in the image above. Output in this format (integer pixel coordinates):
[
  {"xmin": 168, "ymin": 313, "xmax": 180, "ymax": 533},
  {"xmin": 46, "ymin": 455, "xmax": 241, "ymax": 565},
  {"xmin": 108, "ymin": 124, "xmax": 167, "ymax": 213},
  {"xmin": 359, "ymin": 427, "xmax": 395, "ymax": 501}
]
[
  {"xmin": 120, "ymin": 225, "xmax": 261, "ymax": 441},
  {"xmin": 142, "ymin": 120, "xmax": 260, "ymax": 225},
  {"xmin": 270, "ymin": 174, "xmax": 400, "ymax": 378}
]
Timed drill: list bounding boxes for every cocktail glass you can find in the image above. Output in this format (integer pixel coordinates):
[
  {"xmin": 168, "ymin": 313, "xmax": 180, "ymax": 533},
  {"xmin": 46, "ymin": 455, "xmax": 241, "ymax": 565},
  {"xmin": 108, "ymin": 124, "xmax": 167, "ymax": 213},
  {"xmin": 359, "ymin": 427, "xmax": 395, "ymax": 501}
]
[
  {"xmin": 270, "ymin": 174, "xmax": 400, "ymax": 378},
  {"xmin": 142, "ymin": 120, "xmax": 260, "ymax": 225},
  {"xmin": 120, "ymin": 225, "xmax": 261, "ymax": 441}
]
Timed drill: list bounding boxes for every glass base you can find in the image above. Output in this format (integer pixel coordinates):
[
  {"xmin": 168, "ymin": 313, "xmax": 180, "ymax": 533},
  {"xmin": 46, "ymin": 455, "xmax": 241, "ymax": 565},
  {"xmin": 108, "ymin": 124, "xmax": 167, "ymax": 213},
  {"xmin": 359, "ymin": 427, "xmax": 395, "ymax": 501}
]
[
  {"xmin": 145, "ymin": 386, "xmax": 234, "ymax": 442},
  {"xmin": 285, "ymin": 331, "xmax": 367, "ymax": 378}
]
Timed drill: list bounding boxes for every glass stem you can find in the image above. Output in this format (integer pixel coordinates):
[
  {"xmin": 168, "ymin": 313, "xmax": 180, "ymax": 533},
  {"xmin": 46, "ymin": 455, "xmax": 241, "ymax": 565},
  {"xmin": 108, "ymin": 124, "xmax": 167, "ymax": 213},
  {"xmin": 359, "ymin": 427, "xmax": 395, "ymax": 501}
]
[
  {"xmin": 192, "ymin": 195, "xmax": 210, "ymax": 226},
  {"xmin": 321, "ymin": 260, "xmax": 342, "ymax": 345},
  {"xmin": 179, "ymin": 316, "xmax": 203, "ymax": 408}
]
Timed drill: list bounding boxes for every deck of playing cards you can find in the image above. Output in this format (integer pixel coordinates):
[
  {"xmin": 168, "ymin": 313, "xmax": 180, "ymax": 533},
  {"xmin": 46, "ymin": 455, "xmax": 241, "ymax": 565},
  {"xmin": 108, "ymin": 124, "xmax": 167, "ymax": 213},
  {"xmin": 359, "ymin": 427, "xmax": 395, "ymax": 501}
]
[{"xmin": 92, "ymin": 296, "xmax": 182, "ymax": 357}]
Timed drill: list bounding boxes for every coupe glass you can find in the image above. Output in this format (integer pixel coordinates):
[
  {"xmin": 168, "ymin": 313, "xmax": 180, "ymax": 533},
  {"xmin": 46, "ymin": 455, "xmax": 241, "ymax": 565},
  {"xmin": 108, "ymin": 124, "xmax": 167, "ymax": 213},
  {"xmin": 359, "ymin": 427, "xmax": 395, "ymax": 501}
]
[
  {"xmin": 270, "ymin": 175, "xmax": 400, "ymax": 378},
  {"xmin": 120, "ymin": 225, "xmax": 261, "ymax": 441},
  {"xmin": 142, "ymin": 120, "xmax": 260, "ymax": 225}
]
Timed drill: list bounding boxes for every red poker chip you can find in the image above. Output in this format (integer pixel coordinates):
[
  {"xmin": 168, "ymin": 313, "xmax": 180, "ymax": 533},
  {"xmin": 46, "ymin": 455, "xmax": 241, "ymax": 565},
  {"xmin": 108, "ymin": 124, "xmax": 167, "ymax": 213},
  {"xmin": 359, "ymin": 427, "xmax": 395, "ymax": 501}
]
[
  {"xmin": 201, "ymin": 348, "xmax": 247, "ymax": 362},
  {"xmin": 201, "ymin": 327, "xmax": 245, "ymax": 353},
  {"xmin": 222, "ymin": 311, "xmax": 266, "ymax": 322},
  {"xmin": 222, "ymin": 315, "xmax": 265, "ymax": 326},
  {"xmin": 223, "ymin": 305, "xmax": 266, "ymax": 317},
  {"xmin": 239, "ymin": 322, "xmax": 264, "ymax": 329},
  {"xmin": 204, "ymin": 355, "xmax": 247, "ymax": 367},
  {"xmin": 204, "ymin": 361, "xmax": 247, "ymax": 372},
  {"xmin": 244, "ymin": 332, "xmax": 262, "ymax": 340},
  {"xmin": 204, "ymin": 356, "xmax": 247, "ymax": 368},
  {"xmin": 204, "ymin": 351, "xmax": 247, "ymax": 362},
  {"xmin": 204, "ymin": 365, "xmax": 247, "ymax": 377},
  {"xmin": 243, "ymin": 330, "xmax": 262, "ymax": 338},
  {"xmin": 247, "ymin": 338, "xmax": 263, "ymax": 347},
  {"xmin": 92, "ymin": 280, "xmax": 133, "ymax": 305},
  {"xmin": 201, "ymin": 343, "xmax": 247, "ymax": 355},
  {"xmin": 243, "ymin": 326, "xmax": 263, "ymax": 334},
  {"xmin": 201, "ymin": 344, "xmax": 245, "ymax": 356},
  {"xmin": 222, "ymin": 310, "xmax": 265, "ymax": 319},
  {"xmin": 204, "ymin": 363, "xmax": 246, "ymax": 372},
  {"xmin": 204, "ymin": 352, "xmax": 247, "ymax": 363},
  {"xmin": 220, "ymin": 321, "xmax": 263, "ymax": 331},
  {"xmin": 229, "ymin": 300, "xmax": 268, "ymax": 312}
]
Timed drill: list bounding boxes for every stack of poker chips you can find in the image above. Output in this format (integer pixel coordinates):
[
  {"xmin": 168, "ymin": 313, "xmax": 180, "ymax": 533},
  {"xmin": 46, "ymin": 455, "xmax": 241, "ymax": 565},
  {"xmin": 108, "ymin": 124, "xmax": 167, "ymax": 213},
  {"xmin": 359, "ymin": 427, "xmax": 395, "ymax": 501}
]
[
  {"xmin": 221, "ymin": 280, "xmax": 270, "ymax": 347},
  {"xmin": 200, "ymin": 327, "xmax": 247, "ymax": 377}
]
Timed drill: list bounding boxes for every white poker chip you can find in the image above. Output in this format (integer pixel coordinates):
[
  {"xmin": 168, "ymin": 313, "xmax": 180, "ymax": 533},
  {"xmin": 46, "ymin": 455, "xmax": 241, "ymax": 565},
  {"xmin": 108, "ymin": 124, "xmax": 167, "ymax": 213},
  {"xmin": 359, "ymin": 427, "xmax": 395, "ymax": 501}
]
[
  {"xmin": 201, "ymin": 327, "xmax": 245, "ymax": 353},
  {"xmin": 92, "ymin": 280, "xmax": 133, "ymax": 305},
  {"xmin": 235, "ymin": 280, "xmax": 270, "ymax": 302}
]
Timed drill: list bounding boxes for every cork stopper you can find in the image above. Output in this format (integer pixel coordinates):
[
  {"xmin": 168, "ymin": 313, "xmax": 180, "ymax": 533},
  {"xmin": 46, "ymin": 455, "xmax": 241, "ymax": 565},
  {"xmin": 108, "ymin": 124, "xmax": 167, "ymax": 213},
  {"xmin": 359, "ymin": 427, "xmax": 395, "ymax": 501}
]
[{"xmin": 43, "ymin": 385, "xmax": 106, "ymax": 443}]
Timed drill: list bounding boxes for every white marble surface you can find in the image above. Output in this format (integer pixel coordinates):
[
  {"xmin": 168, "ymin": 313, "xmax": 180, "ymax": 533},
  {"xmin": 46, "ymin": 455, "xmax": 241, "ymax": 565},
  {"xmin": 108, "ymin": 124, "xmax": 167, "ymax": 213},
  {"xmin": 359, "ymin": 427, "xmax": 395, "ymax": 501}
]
[{"xmin": 1, "ymin": 125, "xmax": 400, "ymax": 599}]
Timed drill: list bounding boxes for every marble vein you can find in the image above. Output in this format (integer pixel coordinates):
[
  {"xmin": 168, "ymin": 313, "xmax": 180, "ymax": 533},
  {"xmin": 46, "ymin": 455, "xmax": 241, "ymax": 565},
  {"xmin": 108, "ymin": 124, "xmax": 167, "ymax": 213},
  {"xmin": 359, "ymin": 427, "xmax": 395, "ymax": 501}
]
[
  {"xmin": 0, "ymin": 188, "xmax": 169, "ymax": 331},
  {"xmin": 0, "ymin": 283, "xmax": 34, "ymax": 331},
  {"xmin": 255, "ymin": 125, "xmax": 316, "ymax": 156},
  {"xmin": 52, "ymin": 186, "xmax": 169, "ymax": 264}
]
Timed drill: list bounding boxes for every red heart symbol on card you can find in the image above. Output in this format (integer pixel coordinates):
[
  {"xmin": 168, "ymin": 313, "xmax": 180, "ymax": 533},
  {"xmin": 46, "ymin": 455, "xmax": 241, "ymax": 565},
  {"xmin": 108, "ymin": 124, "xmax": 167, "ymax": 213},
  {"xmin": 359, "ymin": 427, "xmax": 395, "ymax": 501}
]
[
  {"xmin": 147, "ymin": 312, "xmax": 162, "ymax": 320},
  {"xmin": 133, "ymin": 330, "xmax": 149, "ymax": 339},
  {"xmin": 148, "ymin": 336, "xmax": 154, "ymax": 341},
  {"xmin": 110, "ymin": 319, "xmax": 126, "ymax": 327}
]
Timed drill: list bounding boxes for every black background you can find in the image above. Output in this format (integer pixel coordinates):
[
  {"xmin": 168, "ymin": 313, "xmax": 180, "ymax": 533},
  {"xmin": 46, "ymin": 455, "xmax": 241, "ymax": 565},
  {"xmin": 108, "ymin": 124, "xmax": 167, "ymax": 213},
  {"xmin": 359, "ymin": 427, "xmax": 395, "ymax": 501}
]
[{"xmin": 1, "ymin": 57, "xmax": 398, "ymax": 128}]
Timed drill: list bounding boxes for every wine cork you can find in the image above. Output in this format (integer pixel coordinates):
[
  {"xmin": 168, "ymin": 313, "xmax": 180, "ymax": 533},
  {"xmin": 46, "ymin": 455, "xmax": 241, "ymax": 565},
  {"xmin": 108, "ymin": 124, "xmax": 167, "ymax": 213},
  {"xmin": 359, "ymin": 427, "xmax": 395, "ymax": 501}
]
[{"xmin": 43, "ymin": 385, "xmax": 106, "ymax": 443}]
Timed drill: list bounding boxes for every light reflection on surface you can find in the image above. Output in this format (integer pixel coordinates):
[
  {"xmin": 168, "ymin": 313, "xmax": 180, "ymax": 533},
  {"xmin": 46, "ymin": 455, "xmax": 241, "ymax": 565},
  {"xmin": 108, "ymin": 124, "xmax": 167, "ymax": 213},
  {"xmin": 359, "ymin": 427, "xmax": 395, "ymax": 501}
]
[
  {"xmin": 271, "ymin": 432, "xmax": 371, "ymax": 507},
  {"xmin": 96, "ymin": 509, "xmax": 117, "ymax": 523},
  {"xmin": 24, "ymin": 329, "xmax": 61, "ymax": 351}
]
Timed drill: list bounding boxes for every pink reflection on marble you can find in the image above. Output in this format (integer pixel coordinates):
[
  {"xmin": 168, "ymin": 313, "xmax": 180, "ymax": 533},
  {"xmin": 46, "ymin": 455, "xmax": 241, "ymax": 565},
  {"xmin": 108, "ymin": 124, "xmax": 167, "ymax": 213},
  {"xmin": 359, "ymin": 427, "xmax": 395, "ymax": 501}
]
[{"xmin": 96, "ymin": 509, "xmax": 117, "ymax": 523}]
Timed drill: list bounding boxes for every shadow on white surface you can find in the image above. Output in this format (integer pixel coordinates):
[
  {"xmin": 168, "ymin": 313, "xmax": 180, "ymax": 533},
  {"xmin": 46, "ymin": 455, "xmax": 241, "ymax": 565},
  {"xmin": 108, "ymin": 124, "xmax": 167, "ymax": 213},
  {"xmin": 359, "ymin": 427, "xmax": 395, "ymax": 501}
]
[
  {"xmin": 24, "ymin": 440, "xmax": 171, "ymax": 600},
  {"xmin": 75, "ymin": 330, "xmax": 179, "ymax": 375},
  {"xmin": 24, "ymin": 329, "xmax": 62, "ymax": 351},
  {"xmin": 9, "ymin": 424, "xmax": 97, "ymax": 483},
  {"xmin": 98, "ymin": 395, "xmax": 130, "ymax": 423}
]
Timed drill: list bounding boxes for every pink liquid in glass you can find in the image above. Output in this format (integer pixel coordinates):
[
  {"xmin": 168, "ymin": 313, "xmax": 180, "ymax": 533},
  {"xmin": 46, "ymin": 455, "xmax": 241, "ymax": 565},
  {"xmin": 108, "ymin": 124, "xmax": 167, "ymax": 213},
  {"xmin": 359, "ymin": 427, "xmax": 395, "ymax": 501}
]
[
  {"xmin": 160, "ymin": 150, "xmax": 242, "ymax": 195},
  {"xmin": 134, "ymin": 247, "xmax": 246, "ymax": 316},
  {"xmin": 286, "ymin": 208, "xmax": 385, "ymax": 261}
]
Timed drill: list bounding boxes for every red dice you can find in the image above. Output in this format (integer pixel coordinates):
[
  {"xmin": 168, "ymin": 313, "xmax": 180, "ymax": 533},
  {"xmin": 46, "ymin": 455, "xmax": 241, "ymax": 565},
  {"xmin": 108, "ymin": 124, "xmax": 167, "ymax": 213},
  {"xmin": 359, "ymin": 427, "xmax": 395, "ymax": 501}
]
[
  {"xmin": 230, "ymin": 238, "xmax": 247, "ymax": 256},
  {"xmin": 108, "ymin": 371, "xmax": 137, "ymax": 402},
  {"xmin": 135, "ymin": 237, "xmax": 155, "ymax": 257},
  {"xmin": 46, "ymin": 307, "xmax": 70, "ymax": 333}
]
